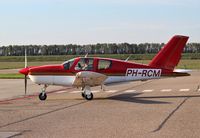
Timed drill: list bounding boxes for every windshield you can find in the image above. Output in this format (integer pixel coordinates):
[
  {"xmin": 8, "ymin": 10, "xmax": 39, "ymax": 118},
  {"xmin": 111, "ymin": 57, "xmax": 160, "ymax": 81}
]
[{"xmin": 63, "ymin": 58, "xmax": 75, "ymax": 70}]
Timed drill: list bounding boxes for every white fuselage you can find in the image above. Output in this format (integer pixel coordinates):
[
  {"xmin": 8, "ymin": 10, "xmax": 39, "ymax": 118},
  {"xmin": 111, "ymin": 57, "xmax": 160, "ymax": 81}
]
[
  {"xmin": 29, "ymin": 75, "xmax": 146, "ymax": 86},
  {"xmin": 29, "ymin": 69, "xmax": 161, "ymax": 87},
  {"xmin": 29, "ymin": 69, "xmax": 162, "ymax": 86},
  {"xmin": 29, "ymin": 75, "xmax": 75, "ymax": 86}
]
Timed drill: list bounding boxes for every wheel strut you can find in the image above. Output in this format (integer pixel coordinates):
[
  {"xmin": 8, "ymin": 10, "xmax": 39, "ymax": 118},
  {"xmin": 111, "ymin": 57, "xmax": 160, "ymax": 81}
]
[{"xmin": 39, "ymin": 84, "xmax": 48, "ymax": 101}]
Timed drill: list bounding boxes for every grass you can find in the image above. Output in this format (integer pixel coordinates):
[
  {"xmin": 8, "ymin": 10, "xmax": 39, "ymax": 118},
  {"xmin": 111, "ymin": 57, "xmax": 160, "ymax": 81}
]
[
  {"xmin": 0, "ymin": 60, "xmax": 200, "ymax": 70},
  {"xmin": 0, "ymin": 61, "xmax": 61, "ymax": 69},
  {"xmin": 0, "ymin": 54, "xmax": 151, "ymax": 62},
  {"xmin": 0, "ymin": 53, "xmax": 200, "ymax": 62},
  {"xmin": 176, "ymin": 60, "xmax": 200, "ymax": 69},
  {"xmin": 0, "ymin": 73, "xmax": 24, "ymax": 79},
  {"xmin": 133, "ymin": 59, "xmax": 200, "ymax": 69}
]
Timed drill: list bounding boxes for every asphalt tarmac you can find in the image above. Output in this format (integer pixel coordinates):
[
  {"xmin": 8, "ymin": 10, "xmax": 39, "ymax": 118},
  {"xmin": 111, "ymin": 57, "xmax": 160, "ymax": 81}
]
[{"xmin": 0, "ymin": 71, "xmax": 200, "ymax": 138}]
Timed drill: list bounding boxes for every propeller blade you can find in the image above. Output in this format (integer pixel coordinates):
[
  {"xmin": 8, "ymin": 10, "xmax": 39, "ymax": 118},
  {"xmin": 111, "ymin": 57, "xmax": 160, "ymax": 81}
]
[
  {"xmin": 25, "ymin": 47, "xmax": 27, "ymax": 68},
  {"xmin": 25, "ymin": 75, "xmax": 27, "ymax": 95}
]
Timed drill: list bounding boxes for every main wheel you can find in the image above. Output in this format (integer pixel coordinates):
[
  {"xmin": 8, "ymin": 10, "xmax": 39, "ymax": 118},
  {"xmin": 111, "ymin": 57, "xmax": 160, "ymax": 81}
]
[
  {"xmin": 85, "ymin": 93, "xmax": 93, "ymax": 100},
  {"xmin": 81, "ymin": 92, "xmax": 85, "ymax": 98},
  {"xmin": 39, "ymin": 93, "xmax": 47, "ymax": 101}
]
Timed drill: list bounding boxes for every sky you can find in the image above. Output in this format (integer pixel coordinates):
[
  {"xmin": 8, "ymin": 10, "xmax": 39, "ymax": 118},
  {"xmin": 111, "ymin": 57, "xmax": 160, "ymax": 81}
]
[{"xmin": 0, "ymin": 0, "xmax": 199, "ymax": 45}]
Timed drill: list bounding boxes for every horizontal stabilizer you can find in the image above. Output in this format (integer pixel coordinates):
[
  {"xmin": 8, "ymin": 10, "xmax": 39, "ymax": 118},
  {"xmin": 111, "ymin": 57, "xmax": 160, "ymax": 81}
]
[{"xmin": 173, "ymin": 69, "xmax": 192, "ymax": 73}]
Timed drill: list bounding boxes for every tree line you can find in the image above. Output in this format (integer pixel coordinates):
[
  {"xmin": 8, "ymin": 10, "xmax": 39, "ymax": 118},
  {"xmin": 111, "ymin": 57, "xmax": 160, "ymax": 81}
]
[{"xmin": 0, "ymin": 43, "xmax": 200, "ymax": 56}]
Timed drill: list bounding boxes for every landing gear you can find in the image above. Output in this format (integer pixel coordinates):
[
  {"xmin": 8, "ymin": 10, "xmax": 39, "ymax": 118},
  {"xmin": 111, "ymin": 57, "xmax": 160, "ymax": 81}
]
[
  {"xmin": 81, "ymin": 92, "xmax": 85, "ymax": 98},
  {"xmin": 81, "ymin": 86, "xmax": 93, "ymax": 100},
  {"xmin": 39, "ymin": 92, "xmax": 47, "ymax": 101},
  {"xmin": 85, "ymin": 93, "xmax": 93, "ymax": 100},
  {"xmin": 39, "ymin": 84, "xmax": 48, "ymax": 101},
  {"xmin": 101, "ymin": 84, "xmax": 106, "ymax": 91}
]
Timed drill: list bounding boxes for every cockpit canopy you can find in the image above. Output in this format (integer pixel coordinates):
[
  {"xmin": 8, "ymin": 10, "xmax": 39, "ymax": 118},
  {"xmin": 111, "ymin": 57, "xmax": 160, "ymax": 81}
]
[
  {"xmin": 63, "ymin": 58, "xmax": 75, "ymax": 70},
  {"xmin": 62, "ymin": 57, "xmax": 112, "ymax": 71}
]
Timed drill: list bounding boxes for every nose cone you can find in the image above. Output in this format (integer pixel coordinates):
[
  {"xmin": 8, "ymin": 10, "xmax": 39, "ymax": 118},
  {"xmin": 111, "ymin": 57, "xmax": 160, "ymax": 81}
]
[{"xmin": 19, "ymin": 68, "xmax": 29, "ymax": 75}]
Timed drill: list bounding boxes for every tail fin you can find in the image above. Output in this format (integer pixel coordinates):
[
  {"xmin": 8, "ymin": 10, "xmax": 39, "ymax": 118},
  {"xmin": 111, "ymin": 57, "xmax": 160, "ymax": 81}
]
[{"xmin": 149, "ymin": 35, "xmax": 189, "ymax": 71}]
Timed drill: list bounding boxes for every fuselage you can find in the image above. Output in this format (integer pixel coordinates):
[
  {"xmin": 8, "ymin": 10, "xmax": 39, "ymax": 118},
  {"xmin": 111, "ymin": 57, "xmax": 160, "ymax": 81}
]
[
  {"xmin": 19, "ymin": 57, "xmax": 178, "ymax": 87},
  {"xmin": 18, "ymin": 35, "xmax": 190, "ymax": 101}
]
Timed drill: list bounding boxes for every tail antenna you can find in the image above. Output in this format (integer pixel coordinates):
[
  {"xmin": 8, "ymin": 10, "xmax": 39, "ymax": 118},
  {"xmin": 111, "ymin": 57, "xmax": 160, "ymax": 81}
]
[
  {"xmin": 84, "ymin": 53, "xmax": 88, "ymax": 58},
  {"xmin": 125, "ymin": 55, "xmax": 132, "ymax": 62}
]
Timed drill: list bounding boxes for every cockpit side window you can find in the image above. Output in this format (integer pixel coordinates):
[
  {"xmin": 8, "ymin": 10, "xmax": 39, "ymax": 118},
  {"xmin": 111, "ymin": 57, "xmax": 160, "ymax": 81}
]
[
  {"xmin": 75, "ymin": 58, "xmax": 94, "ymax": 71},
  {"xmin": 98, "ymin": 60, "xmax": 112, "ymax": 70},
  {"xmin": 63, "ymin": 59, "xmax": 74, "ymax": 70}
]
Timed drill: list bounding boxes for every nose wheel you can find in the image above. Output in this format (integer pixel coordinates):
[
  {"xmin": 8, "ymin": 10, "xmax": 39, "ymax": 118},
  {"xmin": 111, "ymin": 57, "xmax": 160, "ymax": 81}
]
[
  {"xmin": 39, "ymin": 92, "xmax": 47, "ymax": 101},
  {"xmin": 39, "ymin": 84, "xmax": 48, "ymax": 101}
]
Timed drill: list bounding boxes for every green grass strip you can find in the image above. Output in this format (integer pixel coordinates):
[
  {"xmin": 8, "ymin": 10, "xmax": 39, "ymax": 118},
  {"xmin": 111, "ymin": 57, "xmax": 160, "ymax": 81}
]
[{"xmin": 0, "ymin": 74, "xmax": 24, "ymax": 79}]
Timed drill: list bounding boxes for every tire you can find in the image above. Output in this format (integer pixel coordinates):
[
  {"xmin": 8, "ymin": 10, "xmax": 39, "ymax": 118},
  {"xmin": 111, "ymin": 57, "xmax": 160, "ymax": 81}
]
[
  {"xmin": 39, "ymin": 93, "xmax": 47, "ymax": 101},
  {"xmin": 81, "ymin": 92, "xmax": 85, "ymax": 98},
  {"xmin": 85, "ymin": 93, "xmax": 93, "ymax": 100}
]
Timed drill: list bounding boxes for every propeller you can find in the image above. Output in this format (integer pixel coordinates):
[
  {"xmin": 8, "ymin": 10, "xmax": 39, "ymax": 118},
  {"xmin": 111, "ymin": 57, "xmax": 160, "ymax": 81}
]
[
  {"xmin": 19, "ymin": 47, "xmax": 29, "ymax": 95},
  {"xmin": 19, "ymin": 67, "xmax": 29, "ymax": 95},
  {"xmin": 24, "ymin": 47, "xmax": 28, "ymax": 95},
  {"xmin": 25, "ymin": 75, "xmax": 27, "ymax": 95}
]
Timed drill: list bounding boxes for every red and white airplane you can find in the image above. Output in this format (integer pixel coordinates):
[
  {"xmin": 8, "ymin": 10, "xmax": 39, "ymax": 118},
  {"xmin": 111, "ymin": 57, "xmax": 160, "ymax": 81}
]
[{"xmin": 19, "ymin": 35, "xmax": 190, "ymax": 101}]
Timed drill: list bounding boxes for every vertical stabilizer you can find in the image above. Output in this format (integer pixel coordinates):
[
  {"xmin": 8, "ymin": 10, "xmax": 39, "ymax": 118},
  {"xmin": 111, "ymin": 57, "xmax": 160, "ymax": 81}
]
[{"xmin": 149, "ymin": 35, "xmax": 189, "ymax": 70}]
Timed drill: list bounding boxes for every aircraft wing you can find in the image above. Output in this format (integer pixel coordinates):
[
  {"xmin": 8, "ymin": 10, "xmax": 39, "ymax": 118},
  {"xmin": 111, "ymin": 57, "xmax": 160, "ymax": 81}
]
[{"xmin": 73, "ymin": 71, "xmax": 108, "ymax": 87}]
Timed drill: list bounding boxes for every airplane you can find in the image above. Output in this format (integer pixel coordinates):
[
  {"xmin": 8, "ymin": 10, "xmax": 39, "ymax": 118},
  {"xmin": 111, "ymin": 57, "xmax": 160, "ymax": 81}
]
[{"xmin": 19, "ymin": 35, "xmax": 190, "ymax": 101}]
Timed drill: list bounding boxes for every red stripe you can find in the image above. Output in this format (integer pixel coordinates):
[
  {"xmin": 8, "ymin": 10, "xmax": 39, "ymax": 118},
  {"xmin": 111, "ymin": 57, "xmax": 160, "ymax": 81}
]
[{"xmin": 0, "ymin": 87, "xmax": 73, "ymax": 104}]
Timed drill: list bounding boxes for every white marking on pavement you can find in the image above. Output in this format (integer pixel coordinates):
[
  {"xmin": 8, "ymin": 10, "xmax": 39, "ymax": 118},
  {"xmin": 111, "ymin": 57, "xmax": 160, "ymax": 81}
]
[
  {"xmin": 124, "ymin": 90, "xmax": 136, "ymax": 93},
  {"xmin": 0, "ymin": 132, "xmax": 22, "ymax": 138},
  {"xmin": 69, "ymin": 90, "xmax": 100, "ymax": 94},
  {"xmin": 106, "ymin": 90, "xmax": 117, "ymax": 93},
  {"xmin": 179, "ymin": 89, "xmax": 190, "ymax": 92},
  {"xmin": 65, "ymin": 88, "xmax": 192, "ymax": 94},
  {"xmin": 55, "ymin": 91, "xmax": 66, "ymax": 94},
  {"xmin": 142, "ymin": 89, "xmax": 154, "ymax": 92},
  {"xmin": 70, "ymin": 91, "xmax": 81, "ymax": 94},
  {"xmin": 92, "ymin": 90, "xmax": 100, "ymax": 93},
  {"xmin": 161, "ymin": 89, "xmax": 172, "ymax": 92}
]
